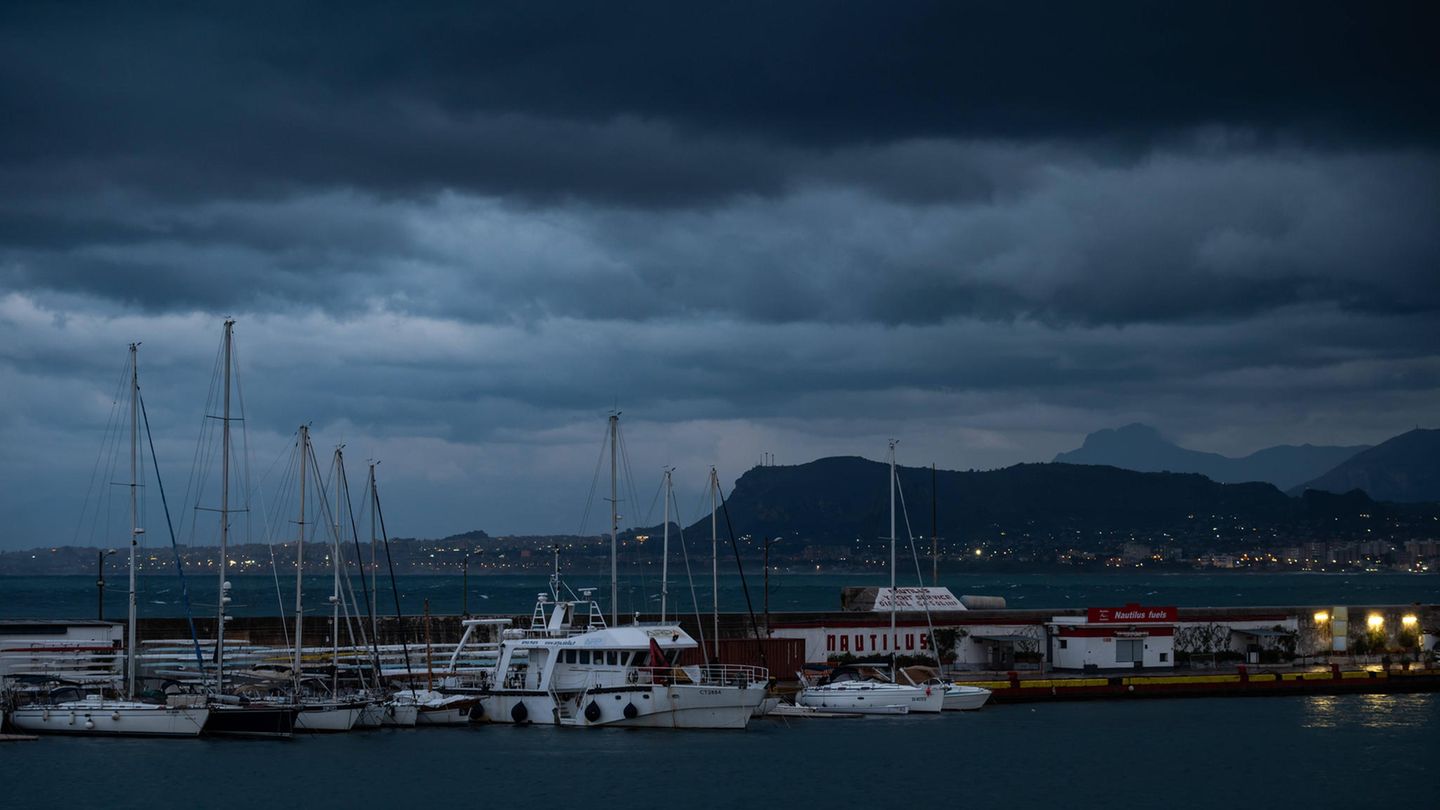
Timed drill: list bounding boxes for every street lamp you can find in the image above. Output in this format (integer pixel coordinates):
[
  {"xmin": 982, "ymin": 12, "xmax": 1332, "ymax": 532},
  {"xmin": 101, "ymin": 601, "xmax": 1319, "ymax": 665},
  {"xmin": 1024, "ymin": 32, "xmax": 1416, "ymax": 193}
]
[
  {"xmin": 763, "ymin": 538, "xmax": 782, "ymax": 637},
  {"xmin": 96, "ymin": 549, "xmax": 118, "ymax": 621}
]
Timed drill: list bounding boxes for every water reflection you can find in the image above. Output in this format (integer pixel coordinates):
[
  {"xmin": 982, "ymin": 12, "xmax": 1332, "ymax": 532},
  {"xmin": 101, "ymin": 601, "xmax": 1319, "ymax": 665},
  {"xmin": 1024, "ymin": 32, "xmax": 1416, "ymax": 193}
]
[{"xmin": 1302, "ymin": 693, "xmax": 1433, "ymax": 729}]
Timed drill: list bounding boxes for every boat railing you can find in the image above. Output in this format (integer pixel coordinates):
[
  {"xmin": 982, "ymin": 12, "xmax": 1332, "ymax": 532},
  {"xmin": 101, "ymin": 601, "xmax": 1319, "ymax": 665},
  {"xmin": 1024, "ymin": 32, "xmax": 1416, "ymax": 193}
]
[{"xmin": 634, "ymin": 663, "xmax": 768, "ymax": 687}]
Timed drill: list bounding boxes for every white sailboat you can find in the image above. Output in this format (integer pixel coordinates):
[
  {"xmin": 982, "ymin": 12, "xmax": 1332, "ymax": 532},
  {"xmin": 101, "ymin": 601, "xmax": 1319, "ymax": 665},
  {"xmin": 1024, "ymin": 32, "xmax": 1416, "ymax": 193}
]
[
  {"xmin": 8, "ymin": 344, "xmax": 211, "ymax": 738},
  {"xmin": 797, "ymin": 442, "xmax": 944, "ymax": 715}
]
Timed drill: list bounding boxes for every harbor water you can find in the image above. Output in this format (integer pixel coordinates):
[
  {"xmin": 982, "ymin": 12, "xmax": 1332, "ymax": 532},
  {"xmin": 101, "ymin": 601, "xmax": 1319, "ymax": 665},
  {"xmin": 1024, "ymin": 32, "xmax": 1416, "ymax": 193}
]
[
  {"xmin": 3, "ymin": 571, "xmax": 1436, "ymax": 619},
  {"xmin": 1, "ymin": 693, "xmax": 1434, "ymax": 808}
]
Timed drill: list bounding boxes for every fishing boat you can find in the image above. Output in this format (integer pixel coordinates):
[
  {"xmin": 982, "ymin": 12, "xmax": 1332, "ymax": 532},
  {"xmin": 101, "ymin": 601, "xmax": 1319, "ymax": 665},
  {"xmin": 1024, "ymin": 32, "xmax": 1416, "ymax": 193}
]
[
  {"xmin": 7, "ymin": 345, "xmax": 210, "ymax": 738},
  {"xmin": 797, "ymin": 442, "xmax": 944, "ymax": 715},
  {"xmin": 470, "ymin": 584, "xmax": 768, "ymax": 728}
]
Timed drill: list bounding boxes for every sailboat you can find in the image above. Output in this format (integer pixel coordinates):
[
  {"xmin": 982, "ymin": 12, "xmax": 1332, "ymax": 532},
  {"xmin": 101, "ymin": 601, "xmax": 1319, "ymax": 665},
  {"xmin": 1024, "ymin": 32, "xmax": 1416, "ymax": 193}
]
[
  {"xmin": 467, "ymin": 413, "xmax": 768, "ymax": 728},
  {"xmin": 8, "ymin": 344, "xmax": 211, "ymax": 737},
  {"xmin": 190, "ymin": 321, "xmax": 298, "ymax": 738},
  {"xmin": 796, "ymin": 442, "xmax": 944, "ymax": 715}
]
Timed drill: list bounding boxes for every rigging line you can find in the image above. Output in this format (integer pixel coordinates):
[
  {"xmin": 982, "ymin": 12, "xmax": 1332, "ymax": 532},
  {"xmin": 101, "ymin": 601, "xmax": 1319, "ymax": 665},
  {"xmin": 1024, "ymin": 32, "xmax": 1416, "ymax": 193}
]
[
  {"xmin": 261, "ymin": 441, "xmax": 300, "ymax": 649},
  {"xmin": 372, "ymin": 475, "xmax": 415, "ymax": 684},
  {"xmin": 896, "ymin": 472, "xmax": 940, "ymax": 671},
  {"xmin": 177, "ymin": 328, "xmax": 228, "ymax": 543},
  {"xmin": 576, "ymin": 418, "xmax": 609, "ymax": 536},
  {"xmin": 139, "ymin": 391, "xmax": 207, "ymax": 681},
  {"xmin": 672, "ymin": 485, "xmax": 708, "ymax": 667},
  {"xmin": 71, "ymin": 354, "xmax": 130, "ymax": 548},
  {"xmin": 338, "ymin": 456, "xmax": 382, "ymax": 679},
  {"xmin": 716, "ymin": 479, "xmax": 767, "ymax": 671}
]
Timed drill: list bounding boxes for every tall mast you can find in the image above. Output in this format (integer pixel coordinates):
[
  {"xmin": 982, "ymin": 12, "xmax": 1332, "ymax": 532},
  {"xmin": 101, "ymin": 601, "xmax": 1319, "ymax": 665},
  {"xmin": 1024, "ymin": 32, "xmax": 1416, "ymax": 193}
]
[
  {"xmin": 332, "ymin": 445, "xmax": 343, "ymax": 696},
  {"xmin": 660, "ymin": 467, "xmax": 672, "ymax": 624},
  {"xmin": 126, "ymin": 342, "xmax": 141, "ymax": 699},
  {"xmin": 216, "ymin": 319, "xmax": 234, "ymax": 694},
  {"xmin": 608, "ymin": 411, "xmax": 619, "ymax": 626},
  {"xmin": 369, "ymin": 462, "xmax": 378, "ymax": 642},
  {"xmin": 889, "ymin": 441, "xmax": 897, "ymax": 675},
  {"xmin": 710, "ymin": 467, "xmax": 718, "ymax": 659},
  {"xmin": 293, "ymin": 424, "xmax": 309, "ymax": 688}
]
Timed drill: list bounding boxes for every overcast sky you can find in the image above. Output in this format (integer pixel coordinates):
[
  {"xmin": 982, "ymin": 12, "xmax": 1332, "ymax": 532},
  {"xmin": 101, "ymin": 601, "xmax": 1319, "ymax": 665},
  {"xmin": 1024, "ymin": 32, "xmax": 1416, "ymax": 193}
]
[{"xmin": 2, "ymin": 2, "xmax": 1438, "ymax": 548}]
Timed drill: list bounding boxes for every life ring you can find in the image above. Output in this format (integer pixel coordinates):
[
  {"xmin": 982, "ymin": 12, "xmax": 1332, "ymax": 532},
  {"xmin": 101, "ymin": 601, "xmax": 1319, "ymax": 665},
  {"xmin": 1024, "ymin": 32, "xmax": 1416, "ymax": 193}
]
[
  {"xmin": 584, "ymin": 701, "xmax": 602, "ymax": 722},
  {"xmin": 511, "ymin": 702, "xmax": 528, "ymax": 723}
]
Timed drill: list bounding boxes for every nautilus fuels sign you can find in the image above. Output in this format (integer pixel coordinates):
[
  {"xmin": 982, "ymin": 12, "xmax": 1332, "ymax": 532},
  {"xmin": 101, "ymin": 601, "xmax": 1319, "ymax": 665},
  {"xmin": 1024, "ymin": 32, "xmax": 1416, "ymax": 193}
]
[
  {"xmin": 871, "ymin": 587, "xmax": 965, "ymax": 611},
  {"xmin": 1087, "ymin": 604, "xmax": 1178, "ymax": 623}
]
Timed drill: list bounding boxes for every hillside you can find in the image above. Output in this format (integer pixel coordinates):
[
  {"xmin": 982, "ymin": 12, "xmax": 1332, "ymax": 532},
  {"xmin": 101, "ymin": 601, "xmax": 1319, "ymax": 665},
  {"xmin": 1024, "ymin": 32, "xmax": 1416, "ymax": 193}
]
[
  {"xmin": 1053, "ymin": 424, "xmax": 1367, "ymax": 490},
  {"xmin": 1293, "ymin": 428, "xmax": 1440, "ymax": 502},
  {"xmin": 677, "ymin": 456, "xmax": 1417, "ymax": 550}
]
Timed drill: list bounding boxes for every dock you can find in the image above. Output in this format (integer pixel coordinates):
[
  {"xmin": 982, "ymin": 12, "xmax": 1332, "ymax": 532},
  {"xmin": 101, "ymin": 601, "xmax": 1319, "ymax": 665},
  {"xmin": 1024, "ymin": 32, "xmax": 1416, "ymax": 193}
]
[{"xmin": 955, "ymin": 663, "xmax": 1440, "ymax": 702}]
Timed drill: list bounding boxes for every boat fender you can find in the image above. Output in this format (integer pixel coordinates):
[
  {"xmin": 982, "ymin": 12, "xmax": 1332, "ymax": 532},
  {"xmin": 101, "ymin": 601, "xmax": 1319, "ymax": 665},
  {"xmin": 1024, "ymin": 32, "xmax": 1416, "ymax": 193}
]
[
  {"xmin": 112, "ymin": 712, "xmax": 121, "ymax": 721},
  {"xmin": 511, "ymin": 702, "xmax": 528, "ymax": 723},
  {"xmin": 623, "ymin": 702, "xmax": 638, "ymax": 720},
  {"xmin": 585, "ymin": 701, "xmax": 602, "ymax": 722},
  {"xmin": 472, "ymin": 701, "xmax": 484, "ymax": 719},
  {"xmin": 925, "ymin": 686, "xmax": 932, "ymax": 696}
]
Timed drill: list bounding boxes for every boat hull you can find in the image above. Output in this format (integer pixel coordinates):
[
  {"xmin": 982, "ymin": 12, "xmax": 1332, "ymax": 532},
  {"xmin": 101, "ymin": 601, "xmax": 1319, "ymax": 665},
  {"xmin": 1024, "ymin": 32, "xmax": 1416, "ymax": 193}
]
[
  {"xmin": 797, "ymin": 682, "xmax": 942, "ymax": 714},
  {"xmin": 9, "ymin": 703, "xmax": 210, "ymax": 738},
  {"xmin": 379, "ymin": 702, "xmax": 419, "ymax": 727},
  {"xmin": 481, "ymin": 683, "xmax": 766, "ymax": 729},
  {"xmin": 942, "ymin": 686, "xmax": 993, "ymax": 711},
  {"xmin": 294, "ymin": 704, "xmax": 362, "ymax": 733},
  {"xmin": 206, "ymin": 704, "xmax": 298, "ymax": 738}
]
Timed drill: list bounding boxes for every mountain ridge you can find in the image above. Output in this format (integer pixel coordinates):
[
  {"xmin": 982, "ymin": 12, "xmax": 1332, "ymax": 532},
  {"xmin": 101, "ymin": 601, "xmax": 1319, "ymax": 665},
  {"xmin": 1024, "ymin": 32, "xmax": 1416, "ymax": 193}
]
[{"xmin": 1052, "ymin": 423, "xmax": 1369, "ymax": 490}]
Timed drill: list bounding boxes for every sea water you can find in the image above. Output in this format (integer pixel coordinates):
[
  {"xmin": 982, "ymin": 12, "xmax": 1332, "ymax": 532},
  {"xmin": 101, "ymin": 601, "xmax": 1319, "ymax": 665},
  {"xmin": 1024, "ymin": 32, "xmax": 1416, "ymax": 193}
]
[
  {"xmin": 0, "ymin": 693, "xmax": 1434, "ymax": 808},
  {"xmin": 1, "ymin": 571, "xmax": 1436, "ymax": 620}
]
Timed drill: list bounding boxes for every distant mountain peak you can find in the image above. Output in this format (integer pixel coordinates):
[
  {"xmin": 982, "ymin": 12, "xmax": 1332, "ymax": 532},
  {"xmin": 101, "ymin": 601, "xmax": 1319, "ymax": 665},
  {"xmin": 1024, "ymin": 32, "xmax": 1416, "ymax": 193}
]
[
  {"xmin": 1055, "ymin": 425, "xmax": 1369, "ymax": 490},
  {"xmin": 1293, "ymin": 428, "xmax": 1440, "ymax": 503}
]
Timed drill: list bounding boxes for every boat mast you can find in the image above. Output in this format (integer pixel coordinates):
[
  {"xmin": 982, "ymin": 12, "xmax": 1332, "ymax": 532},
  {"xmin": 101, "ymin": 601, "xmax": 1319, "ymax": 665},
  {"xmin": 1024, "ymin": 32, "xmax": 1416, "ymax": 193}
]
[
  {"xmin": 127, "ymin": 342, "xmax": 141, "ymax": 699},
  {"xmin": 661, "ymin": 467, "xmax": 672, "ymax": 624},
  {"xmin": 216, "ymin": 319, "xmax": 234, "ymax": 694},
  {"xmin": 293, "ymin": 424, "xmax": 309, "ymax": 690},
  {"xmin": 608, "ymin": 411, "xmax": 619, "ymax": 626},
  {"xmin": 369, "ymin": 461, "xmax": 378, "ymax": 641},
  {"xmin": 889, "ymin": 441, "xmax": 897, "ymax": 677},
  {"xmin": 332, "ymin": 445, "xmax": 343, "ymax": 696},
  {"xmin": 710, "ymin": 466, "xmax": 718, "ymax": 660}
]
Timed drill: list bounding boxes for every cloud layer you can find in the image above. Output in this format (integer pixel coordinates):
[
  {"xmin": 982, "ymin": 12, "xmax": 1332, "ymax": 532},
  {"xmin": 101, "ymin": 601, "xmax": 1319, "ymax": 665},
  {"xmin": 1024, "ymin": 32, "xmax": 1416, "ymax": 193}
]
[{"xmin": 1, "ymin": 3, "xmax": 1437, "ymax": 545}]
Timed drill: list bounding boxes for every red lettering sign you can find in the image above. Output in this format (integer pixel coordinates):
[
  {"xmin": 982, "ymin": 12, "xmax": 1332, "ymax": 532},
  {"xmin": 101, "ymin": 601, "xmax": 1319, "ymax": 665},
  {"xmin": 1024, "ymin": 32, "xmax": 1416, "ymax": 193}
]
[{"xmin": 1087, "ymin": 604, "xmax": 1177, "ymax": 623}]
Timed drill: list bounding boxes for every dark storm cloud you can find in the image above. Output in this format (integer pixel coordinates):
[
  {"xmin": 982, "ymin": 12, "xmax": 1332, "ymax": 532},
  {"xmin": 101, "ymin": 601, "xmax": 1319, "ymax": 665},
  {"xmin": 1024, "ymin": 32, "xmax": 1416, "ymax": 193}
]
[
  {"xmin": 1, "ymin": 3, "xmax": 1438, "ymax": 545},
  {"xmin": 3, "ymin": 1, "xmax": 1438, "ymax": 205}
]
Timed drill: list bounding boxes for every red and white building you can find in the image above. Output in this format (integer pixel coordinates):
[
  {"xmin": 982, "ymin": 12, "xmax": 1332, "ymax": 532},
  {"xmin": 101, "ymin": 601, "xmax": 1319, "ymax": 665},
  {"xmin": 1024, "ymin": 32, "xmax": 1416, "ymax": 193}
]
[{"xmin": 1047, "ymin": 605, "xmax": 1178, "ymax": 670}]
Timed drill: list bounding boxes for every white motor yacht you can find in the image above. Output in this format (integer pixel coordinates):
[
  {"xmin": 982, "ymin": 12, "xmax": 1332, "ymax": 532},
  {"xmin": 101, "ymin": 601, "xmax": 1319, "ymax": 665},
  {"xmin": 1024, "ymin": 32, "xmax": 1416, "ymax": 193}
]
[{"xmin": 465, "ymin": 585, "xmax": 768, "ymax": 729}]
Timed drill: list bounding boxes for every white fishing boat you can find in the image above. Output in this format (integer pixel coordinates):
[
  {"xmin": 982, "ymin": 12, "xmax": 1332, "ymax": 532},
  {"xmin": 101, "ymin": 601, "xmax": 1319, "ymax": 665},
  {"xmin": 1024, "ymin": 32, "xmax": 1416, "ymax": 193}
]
[
  {"xmin": 463, "ymin": 575, "xmax": 768, "ymax": 728},
  {"xmin": 797, "ymin": 442, "xmax": 944, "ymax": 715}
]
